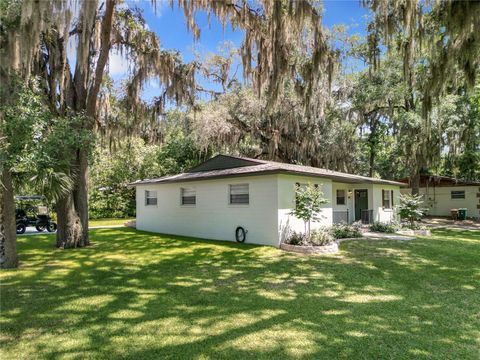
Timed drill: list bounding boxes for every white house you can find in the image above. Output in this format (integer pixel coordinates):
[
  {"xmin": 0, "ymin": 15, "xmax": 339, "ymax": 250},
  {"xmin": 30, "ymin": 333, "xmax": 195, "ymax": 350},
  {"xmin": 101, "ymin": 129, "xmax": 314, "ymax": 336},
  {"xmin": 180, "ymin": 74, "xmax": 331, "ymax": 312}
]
[
  {"xmin": 399, "ymin": 175, "xmax": 480, "ymax": 219},
  {"xmin": 131, "ymin": 155, "xmax": 404, "ymax": 247}
]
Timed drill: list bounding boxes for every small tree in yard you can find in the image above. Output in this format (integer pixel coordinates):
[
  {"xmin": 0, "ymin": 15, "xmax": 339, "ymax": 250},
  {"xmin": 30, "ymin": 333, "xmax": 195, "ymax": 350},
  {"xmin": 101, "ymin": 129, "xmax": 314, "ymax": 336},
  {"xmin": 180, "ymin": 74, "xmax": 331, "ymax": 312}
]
[
  {"xmin": 398, "ymin": 194, "xmax": 427, "ymax": 228},
  {"xmin": 290, "ymin": 183, "xmax": 329, "ymax": 237}
]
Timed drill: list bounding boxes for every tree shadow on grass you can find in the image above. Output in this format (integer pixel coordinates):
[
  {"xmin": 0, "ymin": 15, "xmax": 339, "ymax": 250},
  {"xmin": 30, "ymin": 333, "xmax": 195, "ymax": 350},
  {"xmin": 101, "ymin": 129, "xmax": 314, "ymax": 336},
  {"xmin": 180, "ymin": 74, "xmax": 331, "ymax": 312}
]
[{"xmin": 1, "ymin": 228, "xmax": 479, "ymax": 359}]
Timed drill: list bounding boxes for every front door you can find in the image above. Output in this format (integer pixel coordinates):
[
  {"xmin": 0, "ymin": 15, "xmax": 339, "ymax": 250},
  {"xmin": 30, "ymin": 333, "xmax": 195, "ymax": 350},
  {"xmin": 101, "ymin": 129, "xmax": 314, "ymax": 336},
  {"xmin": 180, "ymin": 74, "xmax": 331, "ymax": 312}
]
[{"xmin": 354, "ymin": 189, "xmax": 368, "ymax": 221}]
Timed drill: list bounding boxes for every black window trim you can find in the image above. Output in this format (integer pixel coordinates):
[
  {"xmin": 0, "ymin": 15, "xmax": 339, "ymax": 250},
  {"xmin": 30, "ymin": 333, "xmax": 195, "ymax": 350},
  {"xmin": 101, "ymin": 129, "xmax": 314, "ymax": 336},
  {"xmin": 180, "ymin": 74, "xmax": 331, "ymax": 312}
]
[
  {"xmin": 382, "ymin": 189, "xmax": 392, "ymax": 209},
  {"xmin": 451, "ymin": 190, "xmax": 465, "ymax": 199},
  {"xmin": 336, "ymin": 189, "xmax": 346, "ymax": 205}
]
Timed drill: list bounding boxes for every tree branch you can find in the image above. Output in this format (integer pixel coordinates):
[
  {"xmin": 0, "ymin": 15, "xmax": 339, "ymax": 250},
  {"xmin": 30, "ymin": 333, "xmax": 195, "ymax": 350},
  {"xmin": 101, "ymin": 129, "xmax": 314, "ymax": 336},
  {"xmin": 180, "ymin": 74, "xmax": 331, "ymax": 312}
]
[{"xmin": 86, "ymin": 0, "xmax": 115, "ymax": 121}]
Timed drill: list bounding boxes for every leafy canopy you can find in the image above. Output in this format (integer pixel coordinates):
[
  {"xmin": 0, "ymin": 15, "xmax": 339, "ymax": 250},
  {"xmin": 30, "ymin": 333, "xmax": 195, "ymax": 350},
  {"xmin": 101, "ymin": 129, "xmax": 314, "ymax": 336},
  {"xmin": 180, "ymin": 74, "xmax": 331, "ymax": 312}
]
[
  {"xmin": 290, "ymin": 183, "xmax": 329, "ymax": 234},
  {"xmin": 398, "ymin": 193, "xmax": 427, "ymax": 227}
]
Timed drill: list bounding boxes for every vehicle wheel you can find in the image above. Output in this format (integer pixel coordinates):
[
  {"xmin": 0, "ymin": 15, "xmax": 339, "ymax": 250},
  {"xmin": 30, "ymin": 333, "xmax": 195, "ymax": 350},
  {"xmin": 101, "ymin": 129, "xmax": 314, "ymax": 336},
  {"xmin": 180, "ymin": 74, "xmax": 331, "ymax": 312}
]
[
  {"xmin": 47, "ymin": 222, "xmax": 57, "ymax": 232},
  {"xmin": 16, "ymin": 223, "xmax": 26, "ymax": 234},
  {"xmin": 35, "ymin": 225, "xmax": 46, "ymax": 232}
]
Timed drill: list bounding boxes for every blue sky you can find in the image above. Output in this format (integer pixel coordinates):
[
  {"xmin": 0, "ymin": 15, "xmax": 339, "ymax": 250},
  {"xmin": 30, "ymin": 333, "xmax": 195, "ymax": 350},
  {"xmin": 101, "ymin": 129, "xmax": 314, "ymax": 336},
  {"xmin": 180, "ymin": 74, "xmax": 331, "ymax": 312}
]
[{"xmin": 112, "ymin": 0, "xmax": 369, "ymax": 101}]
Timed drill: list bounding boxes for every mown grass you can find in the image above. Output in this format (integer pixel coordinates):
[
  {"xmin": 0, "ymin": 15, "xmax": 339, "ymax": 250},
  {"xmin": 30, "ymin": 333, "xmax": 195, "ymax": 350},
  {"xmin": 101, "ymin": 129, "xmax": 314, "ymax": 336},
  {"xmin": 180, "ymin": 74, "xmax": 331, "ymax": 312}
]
[
  {"xmin": 89, "ymin": 218, "xmax": 134, "ymax": 227},
  {"xmin": 1, "ymin": 228, "xmax": 479, "ymax": 359}
]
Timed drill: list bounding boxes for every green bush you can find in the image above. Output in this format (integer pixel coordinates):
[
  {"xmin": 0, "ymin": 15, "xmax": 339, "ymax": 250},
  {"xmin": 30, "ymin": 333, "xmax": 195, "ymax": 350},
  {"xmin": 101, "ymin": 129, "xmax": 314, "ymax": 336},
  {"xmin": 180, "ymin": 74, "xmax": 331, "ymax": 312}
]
[
  {"xmin": 286, "ymin": 223, "xmax": 363, "ymax": 245},
  {"xmin": 285, "ymin": 229, "xmax": 334, "ymax": 246},
  {"xmin": 369, "ymin": 221, "xmax": 398, "ymax": 233},
  {"xmin": 330, "ymin": 223, "xmax": 362, "ymax": 239},
  {"xmin": 398, "ymin": 194, "xmax": 428, "ymax": 228},
  {"xmin": 310, "ymin": 229, "xmax": 335, "ymax": 245},
  {"xmin": 285, "ymin": 232, "xmax": 308, "ymax": 245}
]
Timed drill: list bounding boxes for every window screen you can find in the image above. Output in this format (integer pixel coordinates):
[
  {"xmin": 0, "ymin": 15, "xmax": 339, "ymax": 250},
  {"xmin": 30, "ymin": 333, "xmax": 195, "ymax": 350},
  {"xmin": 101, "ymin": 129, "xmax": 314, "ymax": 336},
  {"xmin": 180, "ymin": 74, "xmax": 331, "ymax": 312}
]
[
  {"xmin": 229, "ymin": 184, "xmax": 249, "ymax": 204},
  {"xmin": 145, "ymin": 190, "xmax": 157, "ymax": 206},
  {"xmin": 451, "ymin": 191, "xmax": 465, "ymax": 199},
  {"xmin": 336, "ymin": 190, "xmax": 346, "ymax": 205},
  {"xmin": 181, "ymin": 188, "xmax": 196, "ymax": 205}
]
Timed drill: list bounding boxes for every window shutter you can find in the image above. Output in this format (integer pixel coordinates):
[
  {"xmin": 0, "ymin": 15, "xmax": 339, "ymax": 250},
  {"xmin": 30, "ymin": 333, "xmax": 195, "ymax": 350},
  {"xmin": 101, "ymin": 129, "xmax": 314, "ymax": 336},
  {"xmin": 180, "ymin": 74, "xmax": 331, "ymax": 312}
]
[
  {"xmin": 382, "ymin": 190, "xmax": 385, "ymax": 208},
  {"xmin": 391, "ymin": 190, "xmax": 394, "ymax": 206}
]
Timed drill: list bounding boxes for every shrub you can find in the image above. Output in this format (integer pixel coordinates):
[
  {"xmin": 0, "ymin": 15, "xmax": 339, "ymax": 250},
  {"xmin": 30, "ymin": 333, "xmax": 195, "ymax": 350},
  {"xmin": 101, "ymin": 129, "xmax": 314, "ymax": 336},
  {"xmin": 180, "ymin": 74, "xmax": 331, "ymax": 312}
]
[
  {"xmin": 330, "ymin": 223, "xmax": 362, "ymax": 239},
  {"xmin": 310, "ymin": 229, "xmax": 335, "ymax": 245},
  {"xmin": 285, "ymin": 229, "xmax": 334, "ymax": 246},
  {"xmin": 401, "ymin": 222, "xmax": 427, "ymax": 230},
  {"xmin": 285, "ymin": 232, "xmax": 308, "ymax": 245},
  {"xmin": 369, "ymin": 221, "xmax": 398, "ymax": 233},
  {"xmin": 398, "ymin": 194, "xmax": 428, "ymax": 228}
]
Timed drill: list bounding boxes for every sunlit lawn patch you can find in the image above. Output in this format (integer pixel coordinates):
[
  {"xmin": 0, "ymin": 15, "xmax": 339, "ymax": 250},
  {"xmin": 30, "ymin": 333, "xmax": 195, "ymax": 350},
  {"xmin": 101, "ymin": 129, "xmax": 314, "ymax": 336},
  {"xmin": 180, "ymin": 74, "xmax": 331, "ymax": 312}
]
[
  {"xmin": 89, "ymin": 218, "xmax": 134, "ymax": 227},
  {"xmin": 1, "ymin": 228, "xmax": 479, "ymax": 359}
]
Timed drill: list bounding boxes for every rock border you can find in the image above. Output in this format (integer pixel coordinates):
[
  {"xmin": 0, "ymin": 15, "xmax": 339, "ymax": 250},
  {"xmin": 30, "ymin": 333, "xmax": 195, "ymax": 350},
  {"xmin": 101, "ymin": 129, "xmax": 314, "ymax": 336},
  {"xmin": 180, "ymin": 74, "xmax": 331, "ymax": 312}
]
[
  {"xmin": 280, "ymin": 241, "xmax": 339, "ymax": 254},
  {"xmin": 124, "ymin": 220, "xmax": 136, "ymax": 228},
  {"xmin": 396, "ymin": 229, "xmax": 431, "ymax": 236}
]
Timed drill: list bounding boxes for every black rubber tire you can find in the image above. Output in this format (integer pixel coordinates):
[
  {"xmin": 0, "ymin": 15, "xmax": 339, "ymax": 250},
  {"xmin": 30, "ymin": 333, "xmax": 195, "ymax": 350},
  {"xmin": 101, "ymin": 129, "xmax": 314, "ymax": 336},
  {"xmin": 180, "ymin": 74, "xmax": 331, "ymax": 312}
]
[
  {"xmin": 235, "ymin": 226, "xmax": 246, "ymax": 243},
  {"xmin": 47, "ymin": 222, "xmax": 57, "ymax": 232},
  {"xmin": 35, "ymin": 225, "xmax": 46, "ymax": 232},
  {"xmin": 16, "ymin": 223, "xmax": 26, "ymax": 234}
]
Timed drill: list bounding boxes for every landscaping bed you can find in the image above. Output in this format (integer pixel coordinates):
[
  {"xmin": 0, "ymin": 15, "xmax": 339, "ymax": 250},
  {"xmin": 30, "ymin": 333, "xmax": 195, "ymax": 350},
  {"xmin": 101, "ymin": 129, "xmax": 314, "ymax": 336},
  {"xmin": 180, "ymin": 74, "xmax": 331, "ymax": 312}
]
[{"xmin": 280, "ymin": 241, "xmax": 339, "ymax": 254}]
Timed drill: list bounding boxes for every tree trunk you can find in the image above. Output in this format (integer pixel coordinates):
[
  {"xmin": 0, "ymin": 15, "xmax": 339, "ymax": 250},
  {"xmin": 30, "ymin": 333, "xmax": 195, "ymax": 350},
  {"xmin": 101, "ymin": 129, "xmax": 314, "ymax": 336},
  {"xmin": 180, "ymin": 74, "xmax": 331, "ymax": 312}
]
[
  {"xmin": 56, "ymin": 192, "xmax": 82, "ymax": 249},
  {"xmin": 75, "ymin": 148, "xmax": 89, "ymax": 246},
  {"xmin": 53, "ymin": 0, "xmax": 114, "ymax": 249},
  {"xmin": 411, "ymin": 172, "xmax": 420, "ymax": 195},
  {"xmin": 367, "ymin": 115, "xmax": 379, "ymax": 178},
  {"xmin": 0, "ymin": 169, "xmax": 18, "ymax": 268},
  {"xmin": 368, "ymin": 146, "xmax": 375, "ymax": 178}
]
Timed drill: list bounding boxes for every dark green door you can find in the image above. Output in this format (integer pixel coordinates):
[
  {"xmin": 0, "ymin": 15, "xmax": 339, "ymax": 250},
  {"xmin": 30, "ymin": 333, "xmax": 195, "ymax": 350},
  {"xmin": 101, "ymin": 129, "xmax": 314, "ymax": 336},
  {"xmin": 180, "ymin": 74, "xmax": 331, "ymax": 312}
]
[{"xmin": 354, "ymin": 189, "xmax": 368, "ymax": 221}]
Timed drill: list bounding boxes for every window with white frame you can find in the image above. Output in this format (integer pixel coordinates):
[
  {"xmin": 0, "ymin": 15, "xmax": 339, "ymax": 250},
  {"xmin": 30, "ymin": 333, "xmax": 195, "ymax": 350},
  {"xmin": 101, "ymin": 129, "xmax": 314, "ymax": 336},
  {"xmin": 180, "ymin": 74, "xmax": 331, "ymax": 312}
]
[
  {"xmin": 336, "ymin": 189, "xmax": 346, "ymax": 205},
  {"xmin": 451, "ymin": 190, "xmax": 465, "ymax": 199},
  {"xmin": 181, "ymin": 187, "xmax": 196, "ymax": 205},
  {"xmin": 145, "ymin": 190, "xmax": 157, "ymax": 206},
  {"xmin": 229, "ymin": 184, "xmax": 249, "ymax": 204}
]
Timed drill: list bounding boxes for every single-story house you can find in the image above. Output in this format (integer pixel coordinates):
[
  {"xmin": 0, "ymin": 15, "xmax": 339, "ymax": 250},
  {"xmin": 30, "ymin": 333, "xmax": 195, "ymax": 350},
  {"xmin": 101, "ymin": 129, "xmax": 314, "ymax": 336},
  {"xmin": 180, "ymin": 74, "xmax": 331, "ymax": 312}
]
[
  {"xmin": 399, "ymin": 175, "xmax": 480, "ymax": 219},
  {"xmin": 130, "ymin": 155, "xmax": 404, "ymax": 247}
]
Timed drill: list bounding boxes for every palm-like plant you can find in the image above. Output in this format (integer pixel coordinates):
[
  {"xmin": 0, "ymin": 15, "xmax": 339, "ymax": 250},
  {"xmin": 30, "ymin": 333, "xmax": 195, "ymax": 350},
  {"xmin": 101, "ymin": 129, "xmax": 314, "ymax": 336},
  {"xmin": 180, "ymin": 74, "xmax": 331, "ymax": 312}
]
[{"xmin": 398, "ymin": 194, "xmax": 427, "ymax": 228}]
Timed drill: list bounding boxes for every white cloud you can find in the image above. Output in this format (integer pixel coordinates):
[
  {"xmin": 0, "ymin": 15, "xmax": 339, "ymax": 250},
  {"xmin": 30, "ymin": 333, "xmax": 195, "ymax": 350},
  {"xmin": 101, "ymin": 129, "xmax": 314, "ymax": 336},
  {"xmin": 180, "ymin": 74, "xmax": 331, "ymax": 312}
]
[
  {"xmin": 125, "ymin": 0, "xmax": 167, "ymax": 17},
  {"xmin": 109, "ymin": 50, "xmax": 130, "ymax": 76}
]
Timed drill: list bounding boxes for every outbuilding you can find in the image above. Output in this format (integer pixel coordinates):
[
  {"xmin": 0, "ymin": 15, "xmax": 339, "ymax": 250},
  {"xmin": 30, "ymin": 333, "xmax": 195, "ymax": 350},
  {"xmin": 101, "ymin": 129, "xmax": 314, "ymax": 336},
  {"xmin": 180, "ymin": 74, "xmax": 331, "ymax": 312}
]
[
  {"xmin": 399, "ymin": 175, "xmax": 480, "ymax": 219},
  {"xmin": 130, "ymin": 155, "xmax": 404, "ymax": 247}
]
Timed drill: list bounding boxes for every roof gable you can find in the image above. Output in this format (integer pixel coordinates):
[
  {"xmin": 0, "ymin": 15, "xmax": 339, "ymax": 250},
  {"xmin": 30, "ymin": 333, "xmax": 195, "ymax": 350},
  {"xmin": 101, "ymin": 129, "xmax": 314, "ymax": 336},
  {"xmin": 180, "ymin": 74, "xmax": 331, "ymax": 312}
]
[
  {"xmin": 188, "ymin": 155, "xmax": 263, "ymax": 172},
  {"xmin": 130, "ymin": 154, "xmax": 405, "ymax": 187},
  {"xmin": 398, "ymin": 174, "xmax": 480, "ymax": 187}
]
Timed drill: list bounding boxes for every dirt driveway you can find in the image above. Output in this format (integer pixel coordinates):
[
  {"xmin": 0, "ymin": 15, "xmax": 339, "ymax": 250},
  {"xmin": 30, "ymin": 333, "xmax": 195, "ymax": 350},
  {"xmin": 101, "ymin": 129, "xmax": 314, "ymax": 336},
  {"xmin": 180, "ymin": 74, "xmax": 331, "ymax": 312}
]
[{"xmin": 422, "ymin": 217, "xmax": 480, "ymax": 230}]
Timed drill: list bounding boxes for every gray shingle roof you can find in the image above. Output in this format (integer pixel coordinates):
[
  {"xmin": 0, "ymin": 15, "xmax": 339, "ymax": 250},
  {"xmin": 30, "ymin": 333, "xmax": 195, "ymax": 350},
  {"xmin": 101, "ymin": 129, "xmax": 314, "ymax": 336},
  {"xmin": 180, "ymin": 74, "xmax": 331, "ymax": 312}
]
[{"xmin": 130, "ymin": 155, "xmax": 405, "ymax": 186}]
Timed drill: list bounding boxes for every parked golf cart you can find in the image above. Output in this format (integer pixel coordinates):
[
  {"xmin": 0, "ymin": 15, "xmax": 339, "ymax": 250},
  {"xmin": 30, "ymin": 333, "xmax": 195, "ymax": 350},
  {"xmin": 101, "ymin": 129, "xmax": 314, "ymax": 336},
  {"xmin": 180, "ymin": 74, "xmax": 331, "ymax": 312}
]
[{"xmin": 15, "ymin": 196, "xmax": 57, "ymax": 234}]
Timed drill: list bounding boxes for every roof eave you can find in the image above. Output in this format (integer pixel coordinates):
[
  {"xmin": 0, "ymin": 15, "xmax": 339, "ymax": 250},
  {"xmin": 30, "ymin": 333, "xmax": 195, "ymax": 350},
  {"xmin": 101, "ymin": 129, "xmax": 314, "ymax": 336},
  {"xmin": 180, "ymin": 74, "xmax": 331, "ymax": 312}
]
[{"xmin": 129, "ymin": 169, "xmax": 405, "ymax": 187}]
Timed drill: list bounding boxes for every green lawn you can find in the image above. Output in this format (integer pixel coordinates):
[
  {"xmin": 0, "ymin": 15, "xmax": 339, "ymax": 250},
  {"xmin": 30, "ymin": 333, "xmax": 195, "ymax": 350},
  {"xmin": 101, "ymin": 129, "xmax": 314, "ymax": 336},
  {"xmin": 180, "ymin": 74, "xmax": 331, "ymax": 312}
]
[
  {"xmin": 89, "ymin": 218, "xmax": 134, "ymax": 227},
  {"xmin": 1, "ymin": 229, "xmax": 479, "ymax": 359}
]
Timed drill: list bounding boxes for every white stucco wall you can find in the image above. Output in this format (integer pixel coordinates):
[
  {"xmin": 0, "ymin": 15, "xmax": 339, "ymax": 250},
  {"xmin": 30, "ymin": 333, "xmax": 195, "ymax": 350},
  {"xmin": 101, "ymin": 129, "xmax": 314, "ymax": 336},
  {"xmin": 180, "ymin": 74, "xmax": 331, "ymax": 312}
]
[
  {"xmin": 135, "ymin": 173, "xmax": 403, "ymax": 247},
  {"xmin": 330, "ymin": 183, "xmax": 399, "ymax": 224},
  {"xmin": 401, "ymin": 186, "xmax": 480, "ymax": 219},
  {"xmin": 135, "ymin": 175, "xmax": 280, "ymax": 246},
  {"xmin": 372, "ymin": 184, "xmax": 400, "ymax": 223},
  {"xmin": 332, "ymin": 182, "xmax": 373, "ymax": 223},
  {"xmin": 277, "ymin": 174, "xmax": 333, "ymax": 243}
]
